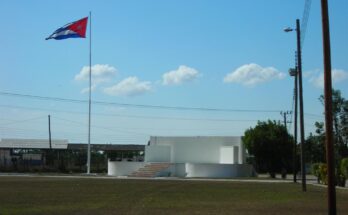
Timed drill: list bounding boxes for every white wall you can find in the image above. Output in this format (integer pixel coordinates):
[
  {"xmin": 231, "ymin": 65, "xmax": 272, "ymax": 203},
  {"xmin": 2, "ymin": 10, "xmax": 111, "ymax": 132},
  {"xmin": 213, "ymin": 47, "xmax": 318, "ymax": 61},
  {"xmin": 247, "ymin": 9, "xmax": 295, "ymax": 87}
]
[
  {"xmin": 145, "ymin": 145, "xmax": 171, "ymax": 162},
  {"xmin": 172, "ymin": 141, "xmax": 219, "ymax": 163},
  {"xmin": 108, "ymin": 161, "xmax": 145, "ymax": 176},
  {"xmin": 220, "ymin": 147, "xmax": 234, "ymax": 164},
  {"xmin": 185, "ymin": 163, "xmax": 253, "ymax": 178},
  {"xmin": 167, "ymin": 163, "xmax": 187, "ymax": 177},
  {"xmin": 107, "ymin": 161, "xmax": 254, "ymax": 178},
  {"xmin": 148, "ymin": 136, "xmax": 245, "ymax": 164},
  {"xmin": 238, "ymin": 143, "xmax": 246, "ymax": 164}
]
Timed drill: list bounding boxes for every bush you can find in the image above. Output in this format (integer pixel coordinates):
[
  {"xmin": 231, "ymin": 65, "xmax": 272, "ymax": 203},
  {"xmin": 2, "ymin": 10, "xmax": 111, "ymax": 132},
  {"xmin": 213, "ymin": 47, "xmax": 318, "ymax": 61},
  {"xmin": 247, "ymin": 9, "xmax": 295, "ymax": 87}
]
[
  {"xmin": 312, "ymin": 160, "xmax": 347, "ymax": 187},
  {"xmin": 337, "ymin": 158, "xmax": 348, "ymax": 187},
  {"xmin": 312, "ymin": 163, "xmax": 321, "ymax": 183},
  {"xmin": 336, "ymin": 173, "xmax": 346, "ymax": 187},
  {"xmin": 340, "ymin": 158, "xmax": 348, "ymax": 178},
  {"xmin": 318, "ymin": 164, "xmax": 328, "ymax": 185}
]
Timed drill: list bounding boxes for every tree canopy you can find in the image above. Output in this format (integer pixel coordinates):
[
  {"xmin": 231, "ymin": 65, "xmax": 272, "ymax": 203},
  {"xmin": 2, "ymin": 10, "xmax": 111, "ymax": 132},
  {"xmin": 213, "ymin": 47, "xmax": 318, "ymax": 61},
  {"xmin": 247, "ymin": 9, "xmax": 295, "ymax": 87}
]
[
  {"xmin": 243, "ymin": 120, "xmax": 293, "ymax": 178},
  {"xmin": 309, "ymin": 89, "xmax": 348, "ymax": 164}
]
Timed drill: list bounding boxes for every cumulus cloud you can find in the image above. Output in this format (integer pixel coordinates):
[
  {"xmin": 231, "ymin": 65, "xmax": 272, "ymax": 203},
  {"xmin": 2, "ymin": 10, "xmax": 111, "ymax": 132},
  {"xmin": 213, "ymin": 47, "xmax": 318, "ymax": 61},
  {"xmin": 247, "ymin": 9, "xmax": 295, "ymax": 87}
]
[
  {"xmin": 223, "ymin": 63, "xmax": 285, "ymax": 86},
  {"xmin": 80, "ymin": 84, "xmax": 97, "ymax": 94},
  {"xmin": 162, "ymin": 65, "xmax": 200, "ymax": 85},
  {"xmin": 75, "ymin": 64, "xmax": 117, "ymax": 84},
  {"xmin": 303, "ymin": 69, "xmax": 320, "ymax": 78},
  {"xmin": 103, "ymin": 76, "xmax": 152, "ymax": 97},
  {"xmin": 309, "ymin": 69, "xmax": 348, "ymax": 88}
]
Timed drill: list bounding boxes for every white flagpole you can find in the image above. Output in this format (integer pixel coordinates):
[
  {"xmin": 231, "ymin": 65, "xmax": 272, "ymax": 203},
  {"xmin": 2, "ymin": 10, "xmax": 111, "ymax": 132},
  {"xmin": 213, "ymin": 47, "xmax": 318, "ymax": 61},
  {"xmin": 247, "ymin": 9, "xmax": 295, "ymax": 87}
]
[{"xmin": 87, "ymin": 11, "xmax": 92, "ymax": 174}]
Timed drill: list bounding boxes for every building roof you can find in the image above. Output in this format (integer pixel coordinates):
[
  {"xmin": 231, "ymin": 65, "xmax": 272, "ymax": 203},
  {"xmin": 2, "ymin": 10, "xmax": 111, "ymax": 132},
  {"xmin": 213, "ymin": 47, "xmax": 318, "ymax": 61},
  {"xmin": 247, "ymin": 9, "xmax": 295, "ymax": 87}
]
[
  {"xmin": 0, "ymin": 139, "xmax": 145, "ymax": 151},
  {"xmin": 0, "ymin": 138, "xmax": 68, "ymax": 149},
  {"xmin": 67, "ymin": 143, "xmax": 145, "ymax": 151}
]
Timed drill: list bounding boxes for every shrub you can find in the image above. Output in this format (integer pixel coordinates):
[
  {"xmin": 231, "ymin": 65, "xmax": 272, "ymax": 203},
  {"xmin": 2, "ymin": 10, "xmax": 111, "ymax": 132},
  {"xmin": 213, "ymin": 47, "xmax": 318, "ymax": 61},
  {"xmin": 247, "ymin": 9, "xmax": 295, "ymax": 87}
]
[
  {"xmin": 340, "ymin": 158, "xmax": 348, "ymax": 178},
  {"xmin": 337, "ymin": 158, "xmax": 348, "ymax": 187},
  {"xmin": 318, "ymin": 163, "xmax": 328, "ymax": 185},
  {"xmin": 312, "ymin": 160, "xmax": 347, "ymax": 186},
  {"xmin": 312, "ymin": 163, "xmax": 321, "ymax": 183},
  {"xmin": 336, "ymin": 172, "xmax": 346, "ymax": 187}
]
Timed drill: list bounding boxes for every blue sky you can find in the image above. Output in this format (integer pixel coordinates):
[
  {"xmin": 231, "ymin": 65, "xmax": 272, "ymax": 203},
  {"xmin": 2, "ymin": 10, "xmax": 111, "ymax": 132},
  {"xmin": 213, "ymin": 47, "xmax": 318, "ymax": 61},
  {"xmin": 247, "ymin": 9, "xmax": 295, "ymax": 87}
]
[{"xmin": 0, "ymin": 0, "xmax": 347, "ymax": 144}]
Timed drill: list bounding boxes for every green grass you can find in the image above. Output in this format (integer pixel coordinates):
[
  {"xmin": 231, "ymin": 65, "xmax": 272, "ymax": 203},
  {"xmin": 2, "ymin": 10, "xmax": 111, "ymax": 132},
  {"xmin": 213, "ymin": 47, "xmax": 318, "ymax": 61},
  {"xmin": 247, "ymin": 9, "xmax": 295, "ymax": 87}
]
[{"xmin": 0, "ymin": 176, "xmax": 347, "ymax": 215}]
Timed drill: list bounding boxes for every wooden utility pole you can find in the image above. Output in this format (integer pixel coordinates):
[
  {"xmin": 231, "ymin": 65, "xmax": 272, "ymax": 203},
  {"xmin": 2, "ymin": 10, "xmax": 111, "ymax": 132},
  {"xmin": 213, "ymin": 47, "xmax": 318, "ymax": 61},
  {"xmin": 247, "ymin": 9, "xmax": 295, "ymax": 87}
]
[
  {"xmin": 289, "ymin": 64, "xmax": 298, "ymax": 184},
  {"xmin": 320, "ymin": 0, "xmax": 336, "ymax": 214},
  {"xmin": 296, "ymin": 19, "xmax": 307, "ymax": 192},
  {"xmin": 293, "ymin": 64, "xmax": 298, "ymax": 183},
  {"xmin": 284, "ymin": 21, "xmax": 306, "ymax": 188},
  {"xmin": 280, "ymin": 111, "xmax": 291, "ymax": 131}
]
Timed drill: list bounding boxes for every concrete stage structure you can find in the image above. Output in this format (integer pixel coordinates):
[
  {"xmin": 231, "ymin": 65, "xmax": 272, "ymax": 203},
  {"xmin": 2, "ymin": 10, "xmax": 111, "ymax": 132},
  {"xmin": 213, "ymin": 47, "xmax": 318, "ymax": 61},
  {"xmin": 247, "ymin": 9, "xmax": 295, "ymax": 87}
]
[{"xmin": 108, "ymin": 136, "xmax": 255, "ymax": 178}]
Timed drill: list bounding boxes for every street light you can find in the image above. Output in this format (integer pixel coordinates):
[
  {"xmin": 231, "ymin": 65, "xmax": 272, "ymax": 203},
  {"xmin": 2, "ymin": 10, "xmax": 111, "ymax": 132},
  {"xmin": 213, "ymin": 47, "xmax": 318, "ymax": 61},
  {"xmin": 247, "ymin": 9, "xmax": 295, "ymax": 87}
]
[
  {"xmin": 284, "ymin": 19, "xmax": 306, "ymax": 192},
  {"xmin": 284, "ymin": 27, "xmax": 294, "ymax": 33}
]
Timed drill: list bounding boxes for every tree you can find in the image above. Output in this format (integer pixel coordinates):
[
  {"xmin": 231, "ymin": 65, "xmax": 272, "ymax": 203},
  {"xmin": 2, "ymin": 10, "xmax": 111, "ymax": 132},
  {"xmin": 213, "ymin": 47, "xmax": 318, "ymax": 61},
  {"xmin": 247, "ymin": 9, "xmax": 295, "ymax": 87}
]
[
  {"xmin": 304, "ymin": 133, "xmax": 325, "ymax": 163},
  {"xmin": 317, "ymin": 89, "xmax": 348, "ymax": 160},
  {"xmin": 243, "ymin": 120, "xmax": 293, "ymax": 178}
]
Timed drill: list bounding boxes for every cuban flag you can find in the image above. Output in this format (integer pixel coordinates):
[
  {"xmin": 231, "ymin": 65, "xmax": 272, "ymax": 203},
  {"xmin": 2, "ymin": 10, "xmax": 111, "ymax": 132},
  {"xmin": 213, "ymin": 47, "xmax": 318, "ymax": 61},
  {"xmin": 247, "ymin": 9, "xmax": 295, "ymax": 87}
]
[{"xmin": 46, "ymin": 17, "xmax": 88, "ymax": 40}]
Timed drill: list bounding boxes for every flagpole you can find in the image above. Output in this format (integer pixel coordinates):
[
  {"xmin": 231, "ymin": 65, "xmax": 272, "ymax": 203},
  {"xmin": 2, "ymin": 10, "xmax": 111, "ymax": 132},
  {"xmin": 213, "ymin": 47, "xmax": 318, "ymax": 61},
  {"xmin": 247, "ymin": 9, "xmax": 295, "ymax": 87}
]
[{"xmin": 87, "ymin": 11, "xmax": 92, "ymax": 174}]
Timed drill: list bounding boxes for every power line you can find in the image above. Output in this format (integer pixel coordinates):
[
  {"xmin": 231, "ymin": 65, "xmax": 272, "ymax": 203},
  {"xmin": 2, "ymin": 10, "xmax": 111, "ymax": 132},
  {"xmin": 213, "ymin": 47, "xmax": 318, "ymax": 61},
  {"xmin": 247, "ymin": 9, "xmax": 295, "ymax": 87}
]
[
  {"xmin": 301, "ymin": 0, "xmax": 312, "ymax": 47},
  {"xmin": 52, "ymin": 116, "xmax": 149, "ymax": 136},
  {"xmin": 304, "ymin": 112, "xmax": 324, "ymax": 119},
  {"xmin": 0, "ymin": 104, "xmax": 271, "ymax": 122},
  {"xmin": 0, "ymin": 126, "xmax": 48, "ymax": 134},
  {"xmin": 52, "ymin": 115, "xmax": 254, "ymax": 132},
  {"xmin": 0, "ymin": 91, "xmax": 282, "ymax": 113},
  {"xmin": 0, "ymin": 116, "xmax": 46, "ymax": 126},
  {"xmin": 0, "ymin": 103, "xmax": 322, "ymax": 123}
]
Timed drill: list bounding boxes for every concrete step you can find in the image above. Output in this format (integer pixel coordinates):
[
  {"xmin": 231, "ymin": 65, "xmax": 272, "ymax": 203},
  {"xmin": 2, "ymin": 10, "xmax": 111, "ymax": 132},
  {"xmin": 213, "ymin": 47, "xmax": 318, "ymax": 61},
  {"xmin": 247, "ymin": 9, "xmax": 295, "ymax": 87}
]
[{"xmin": 128, "ymin": 163, "xmax": 170, "ymax": 177}]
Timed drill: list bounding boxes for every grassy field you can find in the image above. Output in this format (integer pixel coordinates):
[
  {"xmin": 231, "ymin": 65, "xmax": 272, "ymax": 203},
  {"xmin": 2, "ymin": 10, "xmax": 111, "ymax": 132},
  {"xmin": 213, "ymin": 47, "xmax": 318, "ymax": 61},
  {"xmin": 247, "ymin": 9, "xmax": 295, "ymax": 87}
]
[{"xmin": 0, "ymin": 176, "xmax": 347, "ymax": 215}]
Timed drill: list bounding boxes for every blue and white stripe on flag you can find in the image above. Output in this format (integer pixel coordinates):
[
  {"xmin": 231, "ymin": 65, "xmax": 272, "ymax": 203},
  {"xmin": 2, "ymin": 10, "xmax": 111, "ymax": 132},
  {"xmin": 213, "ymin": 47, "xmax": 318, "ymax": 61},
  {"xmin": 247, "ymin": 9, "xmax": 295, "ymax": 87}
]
[{"xmin": 46, "ymin": 17, "xmax": 88, "ymax": 40}]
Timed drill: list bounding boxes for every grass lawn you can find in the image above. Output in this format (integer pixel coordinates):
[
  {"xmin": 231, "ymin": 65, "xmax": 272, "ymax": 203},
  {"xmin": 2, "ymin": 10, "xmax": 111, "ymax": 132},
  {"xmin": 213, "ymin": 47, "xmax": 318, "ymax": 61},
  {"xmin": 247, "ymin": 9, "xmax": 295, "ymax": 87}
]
[{"xmin": 0, "ymin": 176, "xmax": 347, "ymax": 215}]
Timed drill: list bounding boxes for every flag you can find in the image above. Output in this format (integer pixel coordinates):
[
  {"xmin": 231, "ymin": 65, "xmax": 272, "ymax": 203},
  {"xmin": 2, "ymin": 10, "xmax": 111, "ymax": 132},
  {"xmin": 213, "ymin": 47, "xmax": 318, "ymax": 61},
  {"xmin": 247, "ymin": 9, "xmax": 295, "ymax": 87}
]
[{"xmin": 46, "ymin": 17, "xmax": 88, "ymax": 40}]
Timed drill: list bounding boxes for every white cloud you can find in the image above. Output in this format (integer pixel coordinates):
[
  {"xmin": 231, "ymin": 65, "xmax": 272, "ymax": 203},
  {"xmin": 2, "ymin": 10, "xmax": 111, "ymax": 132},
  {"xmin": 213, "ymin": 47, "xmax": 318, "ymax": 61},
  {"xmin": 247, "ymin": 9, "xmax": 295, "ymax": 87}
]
[
  {"xmin": 223, "ymin": 63, "xmax": 285, "ymax": 86},
  {"xmin": 104, "ymin": 76, "xmax": 152, "ymax": 97},
  {"xmin": 309, "ymin": 69, "xmax": 348, "ymax": 88},
  {"xmin": 162, "ymin": 65, "xmax": 200, "ymax": 85},
  {"xmin": 303, "ymin": 69, "xmax": 320, "ymax": 78},
  {"xmin": 80, "ymin": 84, "xmax": 97, "ymax": 94},
  {"xmin": 75, "ymin": 64, "xmax": 117, "ymax": 84}
]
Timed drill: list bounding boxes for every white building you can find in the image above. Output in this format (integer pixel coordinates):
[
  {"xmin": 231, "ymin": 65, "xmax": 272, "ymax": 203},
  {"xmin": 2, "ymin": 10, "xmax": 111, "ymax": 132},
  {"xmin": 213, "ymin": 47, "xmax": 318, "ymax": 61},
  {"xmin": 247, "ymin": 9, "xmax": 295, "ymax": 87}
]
[{"xmin": 108, "ymin": 136, "xmax": 255, "ymax": 178}]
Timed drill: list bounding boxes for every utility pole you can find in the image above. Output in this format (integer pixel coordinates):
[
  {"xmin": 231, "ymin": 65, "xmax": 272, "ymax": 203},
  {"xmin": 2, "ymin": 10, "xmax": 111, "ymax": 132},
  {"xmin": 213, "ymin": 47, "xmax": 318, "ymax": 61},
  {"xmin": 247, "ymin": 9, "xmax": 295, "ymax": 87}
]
[
  {"xmin": 285, "ymin": 19, "xmax": 306, "ymax": 191},
  {"xmin": 296, "ymin": 19, "xmax": 307, "ymax": 192},
  {"xmin": 320, "ymin": 0, "xmax": 336, "ymax": 214},
  {"xmin": 48, "ymin": 115, "xmax": 52, "ymax": 149},
  {"xmin": 289, "ymin": 58, "xmax": 298, "ymax": 184},
  {"xmin": 293, "ymin": 64, "xmax": 298, "ymax": 184},
  {"xmin": 280, "ymin": 111, "xmax": 291, "ymax": 130}
]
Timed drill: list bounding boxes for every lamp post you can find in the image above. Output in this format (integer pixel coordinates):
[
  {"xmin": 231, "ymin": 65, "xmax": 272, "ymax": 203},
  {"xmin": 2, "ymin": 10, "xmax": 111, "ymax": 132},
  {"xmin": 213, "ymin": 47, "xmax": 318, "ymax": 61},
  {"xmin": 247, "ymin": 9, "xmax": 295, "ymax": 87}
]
[
  {"xmin": 289, "ymin": 67, "xmax": 297, "ymax": 183},
  {"xmin": 284, "ymin": 19, "xmax": 306, "ymax": 192}
]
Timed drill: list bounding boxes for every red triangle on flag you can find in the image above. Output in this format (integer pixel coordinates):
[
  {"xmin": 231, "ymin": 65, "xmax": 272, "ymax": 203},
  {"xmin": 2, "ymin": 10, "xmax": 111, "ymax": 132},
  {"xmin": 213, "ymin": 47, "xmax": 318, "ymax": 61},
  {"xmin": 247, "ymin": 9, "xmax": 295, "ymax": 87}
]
[{"xmin": 69, "ymin": 17, "xmax": 88, "ymax": 38}]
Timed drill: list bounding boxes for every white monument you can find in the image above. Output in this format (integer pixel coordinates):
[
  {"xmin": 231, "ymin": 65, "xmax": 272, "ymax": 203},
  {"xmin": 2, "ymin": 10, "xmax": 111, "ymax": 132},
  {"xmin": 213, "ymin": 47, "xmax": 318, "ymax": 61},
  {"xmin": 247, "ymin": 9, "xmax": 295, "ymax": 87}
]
[{"xmin": 108, "ymin": 136, "xmax": 255, "ymax": 178}]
